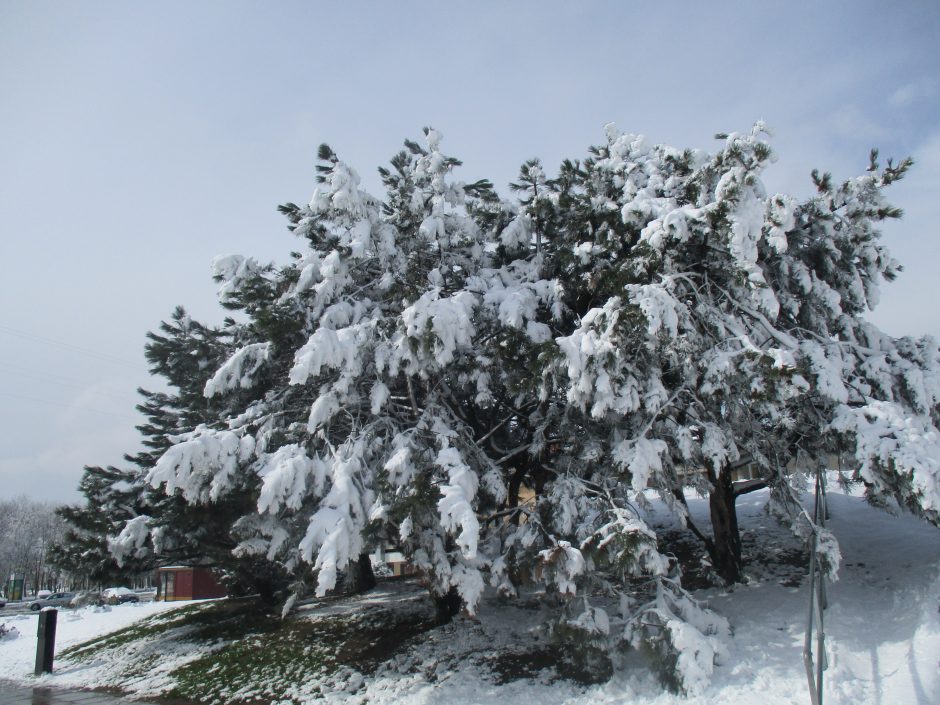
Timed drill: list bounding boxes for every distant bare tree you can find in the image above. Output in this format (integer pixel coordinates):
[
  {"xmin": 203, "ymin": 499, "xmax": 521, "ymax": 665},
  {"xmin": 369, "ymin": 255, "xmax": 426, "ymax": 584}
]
[{"xmin": 0, "ymin": 496, "xmax": 68, "ymax": 596}]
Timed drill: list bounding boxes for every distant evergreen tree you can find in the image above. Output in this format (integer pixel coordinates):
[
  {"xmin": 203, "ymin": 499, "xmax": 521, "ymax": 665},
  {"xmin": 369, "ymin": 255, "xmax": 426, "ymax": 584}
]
[
  {"xmin": 53, "ymin": 308, "xmax": 225, "ymax": 586},
  {"xmin": 57, "ymin": 308, "xmax": 291, "ymax": 598},
  {"xmin": 52, "ymin": 465, "xmax": 148, "ymax": 585},
  {"xmin": 120, "ymin": 307, "xmax": 298, "ymax": 599}
]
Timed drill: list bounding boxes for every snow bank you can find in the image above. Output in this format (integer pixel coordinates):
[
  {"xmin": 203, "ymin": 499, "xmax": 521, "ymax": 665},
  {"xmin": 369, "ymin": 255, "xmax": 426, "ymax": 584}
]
[{"xmin": 0, "ymin": 601, "xmax": 186, "ymax": 683}]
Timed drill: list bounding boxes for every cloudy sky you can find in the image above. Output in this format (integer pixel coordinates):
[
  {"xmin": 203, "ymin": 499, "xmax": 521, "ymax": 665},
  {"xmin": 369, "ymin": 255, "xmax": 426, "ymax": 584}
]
[{"xmin": 1, "ymin": 1, "xmax": 938, "ymax": 504}]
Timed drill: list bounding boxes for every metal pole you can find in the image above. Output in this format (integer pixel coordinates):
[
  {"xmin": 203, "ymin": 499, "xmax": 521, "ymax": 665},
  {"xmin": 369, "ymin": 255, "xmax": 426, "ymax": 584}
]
[
  {"xmin": 803, "ymin": 499, "xmax": 820, "ymax": 705},
  {"xmin": 816, "ymin": 468, "xmax": 829, "ymax": 701},
  {"xmin": 816, "ymin": 578, "xmax": 826, "ymax": 705},
  {"xmin": 34, "ymin": 608, "xmax": 57, "ymax": 675},
  {"xmin": 803, "ymin": 467, "xmax": 829, "ymax": 705}
]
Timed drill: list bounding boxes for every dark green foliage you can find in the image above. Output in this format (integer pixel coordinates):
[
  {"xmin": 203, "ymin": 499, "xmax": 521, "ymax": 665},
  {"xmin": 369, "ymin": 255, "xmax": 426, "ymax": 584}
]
[{"xmin": 51, "ymin": 465, "xmax": 151, "ymax": 585}]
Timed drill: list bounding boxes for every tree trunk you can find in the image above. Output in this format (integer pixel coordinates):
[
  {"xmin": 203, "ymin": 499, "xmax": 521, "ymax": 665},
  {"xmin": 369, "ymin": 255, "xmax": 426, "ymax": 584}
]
[
  {"xmin": 433, "ymin": 586, "xmax": 462, "ymax": 625},
  {"xmin": 707, "ymin": 470, "xmax": 743, "ymax": 584},
  {"xmin": 257, "ymin": 578, "xmax": 276, "ymax": 604},
  {"xmin": 342, "ymin": 552, "xmax": 377, "ymax": 595}
]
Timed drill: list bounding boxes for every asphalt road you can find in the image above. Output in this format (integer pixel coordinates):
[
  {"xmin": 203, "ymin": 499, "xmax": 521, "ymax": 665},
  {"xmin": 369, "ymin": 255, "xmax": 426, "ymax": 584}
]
[{"xmin": 0, "ymin": 679, "xmax": 190, "ymax": 704}]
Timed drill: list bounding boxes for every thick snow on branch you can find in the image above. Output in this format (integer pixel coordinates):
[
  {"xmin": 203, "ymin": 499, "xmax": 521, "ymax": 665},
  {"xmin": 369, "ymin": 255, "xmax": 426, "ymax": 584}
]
[
  {"xmin": 557, "ymin": 297, "xmax": 656, "ymax": 418},
  {"xmin": 384, "ymin": 444, "xmax": 415, "ymax": 488},
  {"xmin": 211, "ymin": 254, "xmax": 262, "ymax": 304},
  {"xmin": 291, "ymin": 250, "xmax": 323, "ymax": 294},
  {"xmin": 299, "ymin": 444, "xmax": 371, "ymax": 596},
  {"xmin": 255, "ymin": 444, "xmax": 327, "ymax": 515},
  {"xmin": 586, "ymin": 506, "xmax": 670, "ymax": 576},
  {"xmin": 625, "ymin": 580, "xmax": 730, "ymax": 696},
  {"xmin": 765, "ymin": 193, "xmax": 796, "ymax": 254},
  {"xmin": 612, "ymin": 436, "xmax": 668, "ymax": 491},
  {"xmin": 108, "ymin": 515, "xmax": 151, "ymax": 567},
  {"xmin": 832, "ymin": 401, "xmax": 940, "ymax": 522},
  {"xmin": 449, "ymin": 562, "xmax": 485, "ymax": 614},
  {"xmin": 398, "ymin": 289, "xmax": 477, "ymax": 370},
  {"xmin": 301, "ymin": 506, "xmax": 354, "ymax": 596},
  {"xmin": 803, "ymin": 342, "xmax": 850, "ymax": 404},
  {"xmin": 626, "ymin": 283, "xmax": 681, "ymax": 338},
  {"xmin": 537, "ymin": 541, "xmax": 585, "ymax": 596},
  {"xmin": 306, "ymin": 392, "xmax": 340, "ymax": 433},
  {"xmin": 204, "ymin": 343, "xmax": 271, "ymax": 397},
  {"xmin": 435, "ymin": 445, "xmax": 480, "ymax": 559},
  {"xmin": 480, "ymin": 274, "xmax": 561, "ymax": 341},
  {"xmin": 289, "ymin": 324, "xmax": 371, "ymax": 386},
  {"xmin": 147, "ymin": 428, "xmax": 255, "ymax": 504},
  {"xmin": 499, "ymin": 213, "xmax": 532, "ymax": 249},
  {"xmin": 309, "ymin": 161, "xmax": 368, "ymax": 218}
]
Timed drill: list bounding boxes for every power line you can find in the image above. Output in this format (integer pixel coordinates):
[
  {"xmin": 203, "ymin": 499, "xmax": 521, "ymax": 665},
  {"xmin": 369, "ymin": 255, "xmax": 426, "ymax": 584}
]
[
  {"xmin": 0, "ymin": 390, "xmax": 140, "ymax": 423},
  {"xmin": 0, "ymin": 361, "xmax": 141, "ymax": 405},
  {"xmin": 0, "ymin": 324, "xmax": 141, "ymax": 369}
]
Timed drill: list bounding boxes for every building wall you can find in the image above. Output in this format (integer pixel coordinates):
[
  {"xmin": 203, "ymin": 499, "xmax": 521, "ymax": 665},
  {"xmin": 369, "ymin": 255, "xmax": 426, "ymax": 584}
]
[
  {"xmin": 192, "ymin": 568, "xmax": 226, "ymax": 599},
  {"xmin": 156, "ymin": 567, "xmax": 225, "ymax": 601},
  {"xmin": 174, "ymin": 569, "xmax": 194, "ymax": 600}
]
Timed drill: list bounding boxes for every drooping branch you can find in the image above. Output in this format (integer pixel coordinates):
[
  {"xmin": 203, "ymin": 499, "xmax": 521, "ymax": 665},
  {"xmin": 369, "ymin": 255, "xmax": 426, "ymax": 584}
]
[{"xmin": 733, "ymin": 478, "xmax": 768, "ymax": 497}]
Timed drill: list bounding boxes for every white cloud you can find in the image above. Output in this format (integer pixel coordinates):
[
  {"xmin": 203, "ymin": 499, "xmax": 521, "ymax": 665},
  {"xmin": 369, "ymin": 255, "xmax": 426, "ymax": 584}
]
[
  {"xmin": 889, "ymin": 79, "xmax": 937, "ymax": 107},
  {"xmin": 828, "ymin": 105, "xmax": 889, "ymax": 142}
]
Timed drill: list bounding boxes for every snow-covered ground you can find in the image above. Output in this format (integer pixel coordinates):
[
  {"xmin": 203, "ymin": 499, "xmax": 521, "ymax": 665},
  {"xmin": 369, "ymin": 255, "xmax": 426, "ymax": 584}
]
[
  {"xmin": 0, "ymin": 600, "xmax": 185, "ymax": 681},
  {"xmin": 345, "ymin": 485, "xmax": 939, "ymax": 705},
  {"xmin": 1, "ymin": 483, "xmax": 937, "ymax": 704}
]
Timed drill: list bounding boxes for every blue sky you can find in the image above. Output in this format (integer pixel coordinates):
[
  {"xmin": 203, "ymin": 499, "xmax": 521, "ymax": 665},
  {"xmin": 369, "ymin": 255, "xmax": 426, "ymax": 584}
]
[{"xmin": 1, "ymin": 1, "xmax": 939, "ymax": 503}]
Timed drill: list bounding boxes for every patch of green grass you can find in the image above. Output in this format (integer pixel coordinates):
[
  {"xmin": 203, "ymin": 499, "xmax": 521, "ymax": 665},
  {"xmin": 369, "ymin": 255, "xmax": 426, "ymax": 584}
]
[
  {"xmin": 166, "ymin": 618, "xmax": 334, "ymax": 704},
  {"xmin": 167, "ymin": 605, "xmax": 440, "ymax": 704},
  {"xmin": 60, "ymin": 601, "xmax": 214, "ymax": 661},
  {"xmin": 59, "ymin": 595, "xmax": 442, "ymax": 705}
]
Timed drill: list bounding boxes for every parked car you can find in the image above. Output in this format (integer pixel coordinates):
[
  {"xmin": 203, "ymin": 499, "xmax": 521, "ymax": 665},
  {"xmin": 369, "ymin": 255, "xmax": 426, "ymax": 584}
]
[
  {"xmin": 28, "ymin": 592, "xmax": 76, "ymax": 611},
  {"xmin": 0, "ymin": 597, "xmax": 6, "ymax": 609},
  {"xmin": 69, "ymin": 590, "xmax": 106, "ymax": 608},
  {"xmin": 102, "ymin": 587, "xmax": 140, "ymax": 605}
]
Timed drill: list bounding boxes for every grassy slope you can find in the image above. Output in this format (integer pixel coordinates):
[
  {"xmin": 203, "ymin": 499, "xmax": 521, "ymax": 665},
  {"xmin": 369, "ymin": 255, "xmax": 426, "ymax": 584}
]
[
  {"xmin": 59, "ymin": 591, "xmax": 445, "ymax": 704},
  {"xmin": 50, "ymin": 487, "xmax": 940, "ymax": 705}
]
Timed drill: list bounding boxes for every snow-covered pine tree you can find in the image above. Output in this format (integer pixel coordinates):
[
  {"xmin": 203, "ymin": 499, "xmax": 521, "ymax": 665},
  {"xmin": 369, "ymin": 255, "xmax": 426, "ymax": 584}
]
[
  {"xmin": 126, "ymin": 132, "xmax": 512, "ymax": 615},
  {"xmin": 106, "ymin": 123, "xmax": 939, "ymax": 694},
  {"xmin": 545, "ymin": 122, "xmax": 940, "ymax": 591},
  {"xmin": 130, "ymin": 130, "xmax": 632, "ymax": 623},
  {"xmin": 472, "ymin": 146, "xmax": 731, "ymax": 693}
]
